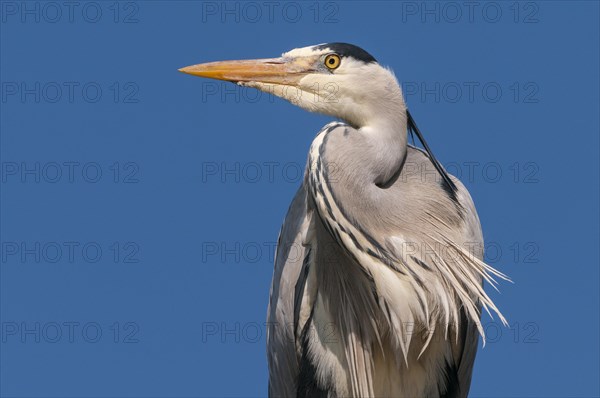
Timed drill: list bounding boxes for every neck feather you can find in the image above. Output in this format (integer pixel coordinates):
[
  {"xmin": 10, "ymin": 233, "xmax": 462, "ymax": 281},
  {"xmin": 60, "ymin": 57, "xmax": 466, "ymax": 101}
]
[{"xmin": 357, "ymin": 82, "xmax": 408, "ymax": 186}]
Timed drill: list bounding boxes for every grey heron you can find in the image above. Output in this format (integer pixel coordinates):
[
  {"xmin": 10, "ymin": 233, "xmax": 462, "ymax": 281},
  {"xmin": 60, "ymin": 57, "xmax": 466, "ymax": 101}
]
[{"xmin": 180, "ymin": 43, "xmax": 509, "ymax": 397}]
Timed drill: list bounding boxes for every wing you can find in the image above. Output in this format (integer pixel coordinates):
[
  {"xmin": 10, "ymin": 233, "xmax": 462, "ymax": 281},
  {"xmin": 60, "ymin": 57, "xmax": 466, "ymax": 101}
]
[
  {"xmin": 305, "ymin": 134, "xmax": 509, "ymax": 395},
  {"xmin": 445, "ymin": 309, "xmax": 480, "ymax": 398},
  {"xmin": 267, "ymin": 186, "xmax": 310, "ymax": 397},
  {"xmin": 442, "ymin": 194, "xmax": 486, "ymax": 398}
]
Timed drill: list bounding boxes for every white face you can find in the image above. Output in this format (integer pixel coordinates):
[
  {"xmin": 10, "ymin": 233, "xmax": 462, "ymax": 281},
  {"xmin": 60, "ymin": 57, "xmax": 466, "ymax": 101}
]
[
  {"xmin": 273, "ymin": 45, "xmax": 405, "ymax": 127},
  {"xmin": 180, "ymin": 44, "xmax": 406, "ymax": 128}
]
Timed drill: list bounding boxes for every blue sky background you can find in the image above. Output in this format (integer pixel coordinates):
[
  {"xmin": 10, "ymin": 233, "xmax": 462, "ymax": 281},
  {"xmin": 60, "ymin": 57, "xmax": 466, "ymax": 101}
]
[{"xmin": 1, "ymin": 1, "xmax": 598, "ymax": 397}]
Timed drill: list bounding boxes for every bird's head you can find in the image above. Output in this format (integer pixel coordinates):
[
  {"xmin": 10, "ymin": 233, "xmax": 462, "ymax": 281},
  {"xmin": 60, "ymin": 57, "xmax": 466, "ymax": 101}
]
[{"xmin": 180, "ymin": 43, "xmax": 406, "ymax": 129}]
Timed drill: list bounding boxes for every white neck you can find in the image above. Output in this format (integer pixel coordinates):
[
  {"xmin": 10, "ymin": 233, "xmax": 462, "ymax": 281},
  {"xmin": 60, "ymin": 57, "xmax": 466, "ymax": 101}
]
[{"xmin": 356, "ymin": 75, "xmax": 408, "ymax": 186}]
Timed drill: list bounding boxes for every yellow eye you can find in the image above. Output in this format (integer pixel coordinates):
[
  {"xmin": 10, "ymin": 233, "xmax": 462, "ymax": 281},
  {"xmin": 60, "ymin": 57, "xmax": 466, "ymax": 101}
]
[{"xmin": 324, "ymin": 54, "xmax": 341, "ymax": 70}]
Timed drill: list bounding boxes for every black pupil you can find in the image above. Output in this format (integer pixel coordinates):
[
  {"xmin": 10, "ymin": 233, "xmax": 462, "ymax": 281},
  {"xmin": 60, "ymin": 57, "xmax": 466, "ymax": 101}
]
[{"xmin": 329, "ymin": 58, "xmax": 335, "ymax": 64}]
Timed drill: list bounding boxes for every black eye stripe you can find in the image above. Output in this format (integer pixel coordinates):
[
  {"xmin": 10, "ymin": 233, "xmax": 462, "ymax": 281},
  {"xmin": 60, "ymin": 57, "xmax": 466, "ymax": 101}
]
[{"xmin": 315, "ymin": 43, "xmax": 377, "ymax": 64}]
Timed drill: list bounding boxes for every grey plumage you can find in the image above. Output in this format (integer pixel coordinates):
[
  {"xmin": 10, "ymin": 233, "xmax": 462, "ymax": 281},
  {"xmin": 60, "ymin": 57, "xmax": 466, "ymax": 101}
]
[
  {"xmin": 267, "ymin": 131, "xmax": 501, "ymax": 397},
  {"xmin": 180, "ymin": 42, "xmax": 508, "ymax": 398}
]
